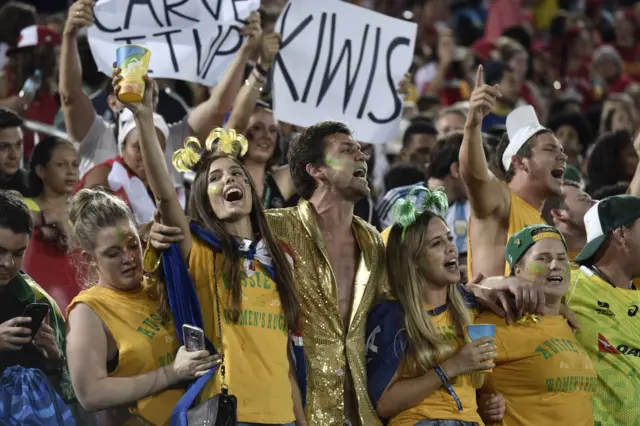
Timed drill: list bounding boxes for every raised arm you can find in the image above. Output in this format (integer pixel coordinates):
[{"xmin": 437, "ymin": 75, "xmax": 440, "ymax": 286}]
[
  {"xmin": 66, "ymin": 304, "xmax": 216, "ymax": 412},
  {"xmin": 59, "ymin": 0, "xmax": 98, "ymax": 142},
  {"xmin": 115, "ymin": 73, "xmax": 192, "ymax": 258},
  {"xmin": 187, "ymin": 12, "xmax": 262, "ymax": 141},
  {"xmin": 459, "ymin": 66, "xmax": 510, "ymax": 219},
  {"xmin": 224, "ymin": 32, "xmax": 280, "ymax": 133}
]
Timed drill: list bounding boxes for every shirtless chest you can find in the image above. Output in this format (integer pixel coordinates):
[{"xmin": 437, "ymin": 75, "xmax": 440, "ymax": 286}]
[
  {"xmin": 324, "ymin": 235, "xmax": 359, "ymax": 328},
  {"xmin": 469, "ymin": 214, "xmax": 509, "ymax": 278}
]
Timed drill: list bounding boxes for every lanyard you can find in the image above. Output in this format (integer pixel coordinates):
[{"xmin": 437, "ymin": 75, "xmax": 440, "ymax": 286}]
[{"xmin": 591, "ymin": 266, "xmax": 637, "ymax": 290}]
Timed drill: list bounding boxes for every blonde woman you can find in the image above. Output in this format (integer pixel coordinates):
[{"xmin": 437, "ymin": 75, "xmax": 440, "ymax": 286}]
[
  {"xmin": 367, "ymin": 188, "xmax": 498, "ymax": 426},
  {"xmin": 66, "ymin": 189, "xmax": 218, "ymax": 425}
]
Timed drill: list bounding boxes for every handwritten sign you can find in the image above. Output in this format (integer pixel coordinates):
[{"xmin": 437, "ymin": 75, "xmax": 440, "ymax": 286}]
[
  {"xmin": 272, "ymin": 0, "xmax": 417, "ymax": 144},
  {"xmin": 88, "ymin": 0, "xmax": 259, "ymax": 85}
]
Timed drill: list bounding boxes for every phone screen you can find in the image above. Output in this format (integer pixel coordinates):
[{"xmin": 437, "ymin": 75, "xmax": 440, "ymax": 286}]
[{"xmin": 22, "ymin": 303, "xmax": 49, "ymax": 337}]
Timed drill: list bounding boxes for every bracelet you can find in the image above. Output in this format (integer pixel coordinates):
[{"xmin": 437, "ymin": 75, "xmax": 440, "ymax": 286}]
[
  {"xmin": 254, "ymin": 63, "xmax": 268, "ymax": 77},
  {"xmin": 245, "ymin": 78, "xmax": 263, "ymax": 92},
  {"xmin": 434, "ymin": 365, "xmax": 463, "ymax": 412},
  {"xmin": 251, "ymin": 69, "xmax": 267, "ymax": 84}
]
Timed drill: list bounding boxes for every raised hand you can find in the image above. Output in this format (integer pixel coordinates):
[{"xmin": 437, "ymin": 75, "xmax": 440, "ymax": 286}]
[
  {"xmin": 466, "ymin": 65, "xmax": 501, "ymax": 128},
  {"xmin": 112, "ymin": 66, "xmax": 155, "ymax": 117},
  {"xmin": 241, "ymin": 11, "xmax": 263, "ymax": 55},
  {"xmin": 64, "ymin": 0, "xmax": 95, "ymax": 37},
  {"xmin": 259, "ymin": 32, "xmax": 282, "ymax": 69}
]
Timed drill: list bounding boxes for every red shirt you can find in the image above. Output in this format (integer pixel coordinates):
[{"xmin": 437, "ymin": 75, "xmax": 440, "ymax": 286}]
[{"xmin": 73, "ymin": 156, "xmax": 137, "ymax": 211}]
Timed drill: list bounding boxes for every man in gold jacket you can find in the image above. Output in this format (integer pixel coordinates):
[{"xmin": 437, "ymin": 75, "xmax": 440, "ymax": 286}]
[
  {"xmin": 266, "ymin": 121, "xmax": 384, "ymax": 426},
  {"xmin": 146, "ymin": 121, "xmax": 384, "ymax": 425}
]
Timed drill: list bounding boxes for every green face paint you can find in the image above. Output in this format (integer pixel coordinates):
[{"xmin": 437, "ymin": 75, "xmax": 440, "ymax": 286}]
[
  {"xmin": 115, "ymin": 226, "xmax": 132, "ymax": 244},
  {"xmin": 525, "ymin": 262, "xmax": 547, "ymax": 281},
  {"xmin": 324, "ymin": 155, "xmax": 350, "ymax": 170},
  {"xmin": 563, "ymin": 262, "xmax": 571, "ymax": 277},
  {"xmin": 208, "ymin": 183, "xmax": 222, "ymax": 197}
]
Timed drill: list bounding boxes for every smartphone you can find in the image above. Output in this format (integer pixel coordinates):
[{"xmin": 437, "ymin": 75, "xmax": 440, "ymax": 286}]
[
  {"xmin": 183, "ymin": 324, "xmax": 205, "ymax": 352},
  {"xmin": 22, "ymin": 303, "xmax": 49, "ymax": 337}
]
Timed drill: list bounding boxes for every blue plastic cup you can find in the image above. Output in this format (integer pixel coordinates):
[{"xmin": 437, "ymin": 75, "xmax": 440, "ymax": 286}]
[
  {"xmin": 465, "ymin": 324, "xmax": 496, "ymax": 342},
  {"xmin": 465, "ymin": 324, "xmax": 496, "ymax": 372}
]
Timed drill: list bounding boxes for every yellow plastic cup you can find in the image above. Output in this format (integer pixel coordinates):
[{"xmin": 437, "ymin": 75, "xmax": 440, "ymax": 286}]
[
  {"xmin": 465, "ymin": 324, "xmax": 496, "ymax": 373},
  {"xmin": 115, "ymin": 44, "xmax": 151, "ymax": 103}
]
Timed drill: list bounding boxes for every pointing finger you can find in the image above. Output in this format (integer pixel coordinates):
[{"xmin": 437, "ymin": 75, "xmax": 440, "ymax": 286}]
[{"xmin": 475, "ymin": 65, "xmax": 484, "ymax": 89}]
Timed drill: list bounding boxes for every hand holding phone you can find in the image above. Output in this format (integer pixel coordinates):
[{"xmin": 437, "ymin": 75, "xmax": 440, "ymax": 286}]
[
  {"xmin": 0, "ymin": 317, "xmax": 32, "ymax": 352},
  {"xmin": 22, "ymin": 303, "xmax": 49, "ymax": 337},
  {"xmin": 182, "ymin": 324, "xmax": 205, "ymax": 352}
]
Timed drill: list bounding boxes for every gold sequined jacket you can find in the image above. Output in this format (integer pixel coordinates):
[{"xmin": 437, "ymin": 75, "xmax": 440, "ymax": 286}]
[{"xmin": 266, "ymin": 200, "xmax": 385, "ymax": 426}]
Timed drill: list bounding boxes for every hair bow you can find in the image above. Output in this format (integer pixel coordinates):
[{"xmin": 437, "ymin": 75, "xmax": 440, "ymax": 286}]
[
  {"xmin": 206, "ymin": 128, "xmax": 248, "ymax": 157},
  {"xmin": 171, "ymin": 127, "xmax": 249, "ymax": 172},
  {"xmin": 390, "ymin": 186, "xmax": 449, "ymax": 241},
  {"xmin": 172, "ymin": 137, "xmax": 202, "ymax": 172}
]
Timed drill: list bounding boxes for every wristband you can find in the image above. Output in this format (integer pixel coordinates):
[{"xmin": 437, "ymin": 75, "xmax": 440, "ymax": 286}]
[
  {"xmin": 435, "ymin": 364, "xmax": 463, "ymax": 412},
  {"xmin": 254, "ymin": 63, "xmax": 268, "ymax": 77}
]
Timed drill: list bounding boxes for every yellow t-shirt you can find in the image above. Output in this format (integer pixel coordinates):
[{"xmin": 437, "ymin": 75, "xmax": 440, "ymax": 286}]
[
  {"xmin": 390, "ymin": 308, "xmax": 484, "ymax": 426},
  {"xmin": 468, "ymin": 188, "xmax": 544, "ymax": 277},
  {"xmin": 188, "ymin": 237, "xmax": 294, "ymax": 424},
  {"xmin": 476, "ymin": 312, "xmax": 596, "ymax": 426},
  {"xmin": 68, "ymin": 285, "xmax": 181, "ymax": 426},
  {"xmin": 381, "ymin": 225, "xmax": 392, "ymax": 244}
]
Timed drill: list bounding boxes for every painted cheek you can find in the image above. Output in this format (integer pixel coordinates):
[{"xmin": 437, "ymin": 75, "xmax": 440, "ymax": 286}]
[
  {"xmin": 526, "ymin": 263, "xmax": 547, "ymax": 280},
  {"xmin": 208, "ymin": 183, "xmax": 222, "ymax": 197},
  {"xmin": 325, "ymin": 155, "xmax": 351, "ymax": 171},
  {"xmin": 116, "ymin": 227, "xmax": 133, "ymax": 244}
]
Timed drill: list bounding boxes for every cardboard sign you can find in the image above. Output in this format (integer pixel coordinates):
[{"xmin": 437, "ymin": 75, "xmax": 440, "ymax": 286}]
[
  {"xmin": 88, "ymin": 0, "xmax": 259, "ymax": 85},
  {"xmin": 272, "ymin": 0, "xmax": 417, "ymax": 144}
]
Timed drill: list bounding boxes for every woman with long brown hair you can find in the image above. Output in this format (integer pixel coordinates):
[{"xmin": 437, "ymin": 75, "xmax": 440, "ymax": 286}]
[{"xmin": 119, "ymin": 69, "xmax": 304, "ymax": 425}]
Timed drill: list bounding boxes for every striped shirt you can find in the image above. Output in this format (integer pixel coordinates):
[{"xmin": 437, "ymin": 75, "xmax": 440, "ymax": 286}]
[{"xmin": 377, "ymin": 181, "xmax": 426, "ymax": 230}]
